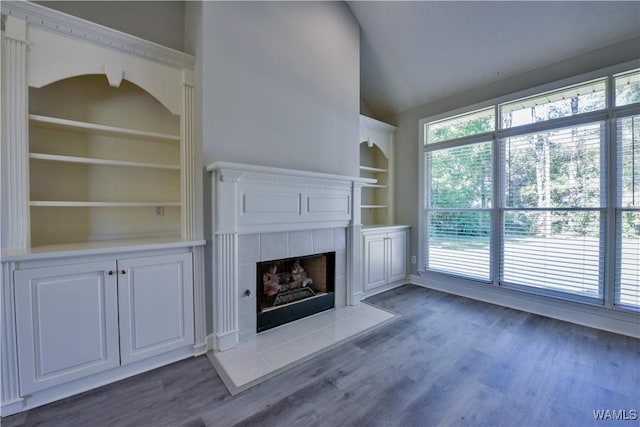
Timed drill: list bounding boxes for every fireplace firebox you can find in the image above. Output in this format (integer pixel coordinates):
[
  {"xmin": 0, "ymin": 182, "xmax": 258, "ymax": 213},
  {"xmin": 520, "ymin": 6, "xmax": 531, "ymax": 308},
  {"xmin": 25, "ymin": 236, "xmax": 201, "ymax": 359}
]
[{"xmin": 256, "ymin": 252, "xmax": 335, "ymax": 332}]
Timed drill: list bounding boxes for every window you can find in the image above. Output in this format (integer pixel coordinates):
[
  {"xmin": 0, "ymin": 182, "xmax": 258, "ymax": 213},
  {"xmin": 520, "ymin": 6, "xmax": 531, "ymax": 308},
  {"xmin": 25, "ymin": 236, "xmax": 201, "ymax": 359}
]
[
  {"xmin": 500, "ymin": 79, "xmax": 606, "ymax": 128},
  {"xmin": 422, "ymin": 66, "xmax": 640, "ymax": 310},
  {"xmin": 615, "ymin": 70, "xmax": 640, "ymax": 107},
  {"xmin": 427, "ymin": 108, "xmax": 494, "ymax": 144}
]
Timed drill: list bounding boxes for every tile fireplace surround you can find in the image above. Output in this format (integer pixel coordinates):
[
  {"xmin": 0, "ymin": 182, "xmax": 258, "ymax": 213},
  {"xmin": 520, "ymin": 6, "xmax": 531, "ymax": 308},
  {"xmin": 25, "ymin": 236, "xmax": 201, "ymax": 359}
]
[{"xmin": 205, "ymin": 162, "xmax": 395, "ymax": 391}]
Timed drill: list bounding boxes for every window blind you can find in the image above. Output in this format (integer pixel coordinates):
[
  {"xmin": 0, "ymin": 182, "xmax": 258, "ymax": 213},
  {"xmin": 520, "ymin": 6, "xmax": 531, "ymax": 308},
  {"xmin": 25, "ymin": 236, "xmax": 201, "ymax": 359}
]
[
  {"xmin": 500, "ymin": 123, "xmax": 605, "ymax": 299},
  {"xmin": 616, "ymin": 115, "xmax": 640, "ymax": 307},
  {"xmin": 426, "ymin": 141, "xmax": 492, "ymax": 280}
]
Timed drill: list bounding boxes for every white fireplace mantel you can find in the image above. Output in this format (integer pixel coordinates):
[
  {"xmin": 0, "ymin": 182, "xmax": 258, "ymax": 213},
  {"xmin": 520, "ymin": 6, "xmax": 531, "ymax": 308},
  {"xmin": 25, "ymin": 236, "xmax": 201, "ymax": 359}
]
[{"xmin": 207, "ymin": 162, "xmax": 373, "ymax": 351}]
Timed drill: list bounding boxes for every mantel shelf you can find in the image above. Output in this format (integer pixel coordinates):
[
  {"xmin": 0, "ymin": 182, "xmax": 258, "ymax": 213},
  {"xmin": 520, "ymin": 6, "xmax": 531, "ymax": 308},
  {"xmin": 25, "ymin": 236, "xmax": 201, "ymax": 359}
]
[
  {"xmin": 30, "ymin": 201, "xmax": 181, "ymax": 207},
  {"xmin": 359, "ymin": 165, "xmax": 388, "ymax": 173},
  {"xmin": 30, "ymin": 153, "xmax": 180, "ymax": 170},
  {"xmin": 29, "ymin": 114, "xmax": 181, "ymax": 143},
  {"xmin": 361, "ymin": 204, "xmax": 388, "ymax": 209}
]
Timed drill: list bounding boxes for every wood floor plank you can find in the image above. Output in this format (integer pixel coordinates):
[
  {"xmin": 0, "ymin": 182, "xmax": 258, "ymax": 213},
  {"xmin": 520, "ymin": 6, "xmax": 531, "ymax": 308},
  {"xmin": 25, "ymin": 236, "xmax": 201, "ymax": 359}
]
[{"xmin": 2, "ymin": 284, "xmax": 638, "ymax": 427}]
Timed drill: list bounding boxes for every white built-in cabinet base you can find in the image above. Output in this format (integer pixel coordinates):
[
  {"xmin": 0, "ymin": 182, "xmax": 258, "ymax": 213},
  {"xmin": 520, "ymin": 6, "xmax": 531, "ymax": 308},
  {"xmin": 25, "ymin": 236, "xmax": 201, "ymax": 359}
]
[
  {"xmin": 361, "ymin": 225, "xmax": 410, "ymax": 297},
  {"xmin": 1, "ymin": 2, "xmax": 204, "ymax": 416},
  {"xmin": 2, "ymin": 242, "xmax": 203, "ymax": 416}
]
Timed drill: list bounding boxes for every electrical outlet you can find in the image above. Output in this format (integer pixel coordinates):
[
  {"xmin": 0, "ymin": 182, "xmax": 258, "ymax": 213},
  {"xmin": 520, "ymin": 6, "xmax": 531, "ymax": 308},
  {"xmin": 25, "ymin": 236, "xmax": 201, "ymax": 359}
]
[
  {"xmin": 155, "ymin": 206, "xmax": 165, "ymax": 217},
  {"xmin": 411, "ymin": 256, "xmax": 417, "ymax": 264}
]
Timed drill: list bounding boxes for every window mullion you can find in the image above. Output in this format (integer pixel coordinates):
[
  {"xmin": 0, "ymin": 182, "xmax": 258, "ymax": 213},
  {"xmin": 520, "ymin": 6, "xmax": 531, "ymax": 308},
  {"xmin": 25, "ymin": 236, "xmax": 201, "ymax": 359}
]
[
  {"xmin": 604, "ymin": 99, "xmax": 617, "ymax": 308},
  {"xmin": 492, "ymin": 134, "xmax": 501, "ymax": 287}
]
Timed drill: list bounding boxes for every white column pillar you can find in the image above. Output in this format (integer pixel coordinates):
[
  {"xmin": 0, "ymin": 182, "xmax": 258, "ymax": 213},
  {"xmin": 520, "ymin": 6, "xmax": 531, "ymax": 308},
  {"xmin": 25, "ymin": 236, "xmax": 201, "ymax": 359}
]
[
  {"xmin": 181, "ymin": 69, "xmax": 207, "ymax": 353},
  {"xmin": 211, "ymin": 169, "xmax": 242, "ymax": 351},
  {"xmin": 1, "ymin": 17, "xmax": 30, "ymax": 249},
  {"xmin": 1, "ymin": 262, "xmax": 22, "ymax": 415},
  {"xmin": 192, "ymin": 246, "xmax": 207, "ymax": 354},
  {"xmin": 214, "ymin": 232, "xmax": 238, "ymax": 350},
  {"xmin": 348, "ymin": 182, "xmax": 365, "ymax": 305},
  {"xmin": 1, "ymin": 16, "xmax": 29, "ymax": 416}
]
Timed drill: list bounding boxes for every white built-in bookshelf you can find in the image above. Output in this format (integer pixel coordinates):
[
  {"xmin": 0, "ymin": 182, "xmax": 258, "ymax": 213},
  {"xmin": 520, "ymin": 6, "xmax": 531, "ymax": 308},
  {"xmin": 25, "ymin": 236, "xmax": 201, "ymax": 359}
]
[{"xmin": 359, "ymin": 115, "xmax": 397, "ymax": 225}]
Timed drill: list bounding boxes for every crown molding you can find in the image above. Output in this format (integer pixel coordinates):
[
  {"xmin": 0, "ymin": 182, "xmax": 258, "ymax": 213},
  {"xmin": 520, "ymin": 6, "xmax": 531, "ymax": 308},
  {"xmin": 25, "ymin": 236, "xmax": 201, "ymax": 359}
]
[
  {"xmin": 359, "ymin": 115, "xmax": 397, "ymax": 133},
  {"xmin": 1, "ymin": 1, "xmax": 194, "ymax": 70}
]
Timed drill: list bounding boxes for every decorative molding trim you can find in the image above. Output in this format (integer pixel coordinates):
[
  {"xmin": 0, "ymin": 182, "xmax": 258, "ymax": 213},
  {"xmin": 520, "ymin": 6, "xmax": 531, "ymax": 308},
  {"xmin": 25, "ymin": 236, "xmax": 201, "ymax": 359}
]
[
  {"xmin": 213, "ymin": 233, "xmax": 238, "ymax": 351},
  {"xmin": 361, "ymin": 279, "xmax": 408, "ymax": 300},
  {"xmin": 210, "ymin": 162, "xmax": 366, "ymax": 236},
  {"xmin": 192, "ymin": 246, "xmax": 206, "ymax": 354},
  {"xmin": 1, "ymin": 1, "xmax": 194, "ymax": 70},
  {"xmin": 181, "ymin": 82, "xmax": 196, "ymax": 240},
  {"xmin": 207, "ymin": 161, "xmax": 373, "ymax": 187},
  {"xmin": 205, "ymin": 333, "xmax": 215, "ymax": 352},
  {"xmin": 1, "ymin": 262, "xmax": 21, "ymax": 415},
  {"xmin": 223, "ymin": 221, "xmax": 351, "ymax": 236},
  {"xmin": 359, "ymin": 115, "xmax": 397, "ymax": 133},
  {"xmin": 213, "ymin": 330, "xmax": 239, "ymax": 353},
  {"xmin": 359, "ymin": 115, "xmax": 396, "ymax": 160},
  {"xmin": 192, "ymin": 343, "xmax": 207, "ymax": 356},
  {"xmin": 347, "ymin": 225, "xmax": 363, "ymax": 305},
  {"xmin": 1, "ymin": 17, "xmax": 30, "ymax": 250}
]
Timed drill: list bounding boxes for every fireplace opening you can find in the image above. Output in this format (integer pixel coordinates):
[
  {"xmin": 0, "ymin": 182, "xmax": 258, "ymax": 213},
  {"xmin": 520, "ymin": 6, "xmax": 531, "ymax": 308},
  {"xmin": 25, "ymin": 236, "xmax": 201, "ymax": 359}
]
[{"xmin": 256, "ymin": 252, "xmax": 335, "ymax": 332}]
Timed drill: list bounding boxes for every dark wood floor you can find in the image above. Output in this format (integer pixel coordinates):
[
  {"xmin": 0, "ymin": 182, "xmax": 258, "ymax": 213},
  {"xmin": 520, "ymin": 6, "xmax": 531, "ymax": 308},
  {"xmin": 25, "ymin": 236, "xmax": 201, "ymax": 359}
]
[{"xmin": 3, "ymin": 285, "xmax": 639, "ymax": 427}]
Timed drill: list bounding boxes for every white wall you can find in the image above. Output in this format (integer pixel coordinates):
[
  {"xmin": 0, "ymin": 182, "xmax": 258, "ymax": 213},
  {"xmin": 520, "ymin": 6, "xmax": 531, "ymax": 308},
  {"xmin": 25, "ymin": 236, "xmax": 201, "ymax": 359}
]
[
  {"xmin": 199, "ymin": 1, "xmax": 360, "ymax": 176},
  {"xmin": 33, "ymin": 1, "xmax": 186, "ymax": 52},
  {"xmin": 186, "ymin": 2, "xmax": 360, "ymax": 335},
  {"xmin": 391, "ymin": 37, "xmax": 640, "ymax": 276}
]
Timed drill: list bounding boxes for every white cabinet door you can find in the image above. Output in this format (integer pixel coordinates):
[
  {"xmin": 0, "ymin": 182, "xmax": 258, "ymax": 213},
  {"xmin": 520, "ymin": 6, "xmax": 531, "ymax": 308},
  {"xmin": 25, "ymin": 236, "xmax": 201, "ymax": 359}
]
[
  {"xmin": 117, "ymin": 253, "xmax": 194, "ymax": 365},
  {"xmin": 14, "ymin": 261, "xmax": 120, "ymax": 395},
  {"xmin": 387, "ymin": 231, "xmax": 407, "ymax": 283},
  {"xmin": 364, "ymin": 233, "xmax": 387, "ymax": 290}
]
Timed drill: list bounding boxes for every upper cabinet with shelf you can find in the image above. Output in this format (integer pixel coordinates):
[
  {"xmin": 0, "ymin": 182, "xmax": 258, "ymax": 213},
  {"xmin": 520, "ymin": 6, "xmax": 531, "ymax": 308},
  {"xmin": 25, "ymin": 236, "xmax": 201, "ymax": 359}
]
[
  {"xmin": 1, "ymin": 2, "xmax": 200, "ymax": 250},
  {"xmin": 359, "ymin": 115, "xmax": 397, "ymax": 226}
]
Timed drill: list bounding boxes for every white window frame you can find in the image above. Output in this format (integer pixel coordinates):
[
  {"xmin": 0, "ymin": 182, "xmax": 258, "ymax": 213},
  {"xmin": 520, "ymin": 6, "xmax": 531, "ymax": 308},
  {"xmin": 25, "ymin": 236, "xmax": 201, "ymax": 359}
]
[{"xmin": 418, "ymin": 60, "xmax": 640, "ymax": 311}]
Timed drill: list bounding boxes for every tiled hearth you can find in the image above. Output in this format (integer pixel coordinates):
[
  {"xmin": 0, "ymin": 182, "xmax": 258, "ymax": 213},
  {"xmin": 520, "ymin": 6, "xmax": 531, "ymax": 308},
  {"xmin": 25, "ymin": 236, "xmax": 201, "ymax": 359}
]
[{"xmin": 208, "ymin": 303, "xmax": 397, "ymax": 394}]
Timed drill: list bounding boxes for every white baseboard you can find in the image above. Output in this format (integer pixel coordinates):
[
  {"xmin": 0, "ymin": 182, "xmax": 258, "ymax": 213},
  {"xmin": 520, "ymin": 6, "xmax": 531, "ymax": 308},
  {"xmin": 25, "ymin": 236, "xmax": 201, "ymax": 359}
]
[
  {"xmin": 205, "ymin": 333, "xmax": 215, "ymax": 352},
  {"xmin": 362, "ymin": 279, "xmax": 408, "ymax": 300},
  {"xmin": 410, "ymin": 274, "xmax": 640, "ymax": 338},
  {"xmin": 212, "ymin": 330, "xmax": 239, "ymax": 351},
  {"xmin": 1, "ymin": 346, "xmax": 196, "ymax": 417},
  {"xmin": 193, "ymin": 342, "xmax": 208, "ymax": 356},
  {"xmin": 1, "ymin": 398, "xmax": 24, "ymax": 418}
]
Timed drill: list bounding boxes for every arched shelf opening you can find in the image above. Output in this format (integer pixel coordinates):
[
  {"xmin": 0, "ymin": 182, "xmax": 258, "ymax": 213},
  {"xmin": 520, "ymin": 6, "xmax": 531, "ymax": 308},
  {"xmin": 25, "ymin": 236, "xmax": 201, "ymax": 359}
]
[
  {"xmin": 359, "ymin": 141, "xmax": 391, "ymax": 225},
  {"xmin": 28, "ymin": 74, "xmax": 182, "ymax": 247}
]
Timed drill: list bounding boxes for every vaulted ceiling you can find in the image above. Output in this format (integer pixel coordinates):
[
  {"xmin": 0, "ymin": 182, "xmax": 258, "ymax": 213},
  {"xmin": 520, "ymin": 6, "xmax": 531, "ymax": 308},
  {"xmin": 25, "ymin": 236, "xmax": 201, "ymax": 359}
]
[{"xmin": 349, "ymin": 1, "xmax": 640, "ymax": 119}]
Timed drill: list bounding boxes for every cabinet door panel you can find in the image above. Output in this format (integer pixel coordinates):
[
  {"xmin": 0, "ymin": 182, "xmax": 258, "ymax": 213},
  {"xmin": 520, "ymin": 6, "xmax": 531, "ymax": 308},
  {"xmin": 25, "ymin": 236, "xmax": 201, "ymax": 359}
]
[
  {"xmin": 387, "ymin": 231, "xmax": 407, "ymax": 283},
  {"xmin": 118, "ymin": 253, "xmax": 193, "ymax": 365},
  {"xmin": 363, "ymin": 234, "xmax": 387, "ymax": 290},
  {"xmin": 14, "ymin": 262, "xmax": 119, "ymax": 395}
]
